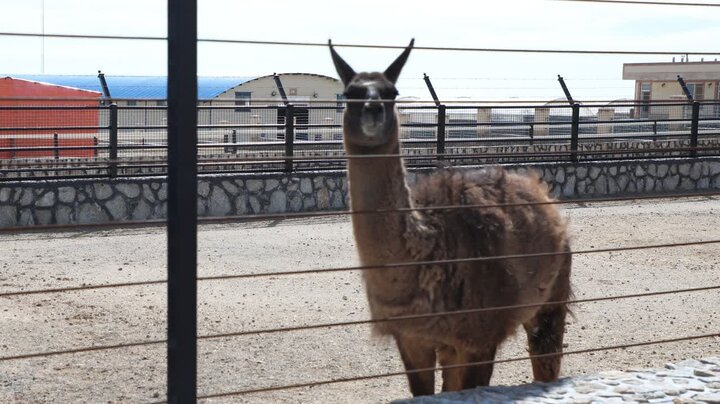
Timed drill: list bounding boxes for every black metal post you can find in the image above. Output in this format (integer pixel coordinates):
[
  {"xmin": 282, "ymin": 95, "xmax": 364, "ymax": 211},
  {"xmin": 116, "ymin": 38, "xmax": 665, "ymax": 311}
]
[
  {"xmin": 437, "ymin": 104, "xmax": 446, "ymax": 160},
  {"xmin": 273, "ymin": 73, "xmax": 289, "ymax": 105},
  {"xmin": 423, "ymin": 73, "xmax": 441, "ymax": 107},
  {"xmin": 677, "ymin": 75, "xmax": 694, "ymax": 102},
  {"xmin": 53, "ymin": 132, "xmax": 59, "ymax": 160},
  {"xmin": 570, "ymin": 103, "xmax": 580, "ymax": 162},
  {"xmin": 690, "ymin": 101, "xmax": 700, "ymax": 157},
  {"xmin": 167, "ymin": 0, "xmax": 197, "ymax": 402},
  {"xmin": 558, "ymin": 75, "xmax": 574, "ymax": 105},
  {"xmin": 529, "ymin": 123, "xmax": 534, "ymax": 146},
  {"xmin": 109, "ymin": 103, "xmax": 118, "ymax": 177},
  {"xmin": 285, "ymin": 104, "xmax": 295, "ymax": 172}
]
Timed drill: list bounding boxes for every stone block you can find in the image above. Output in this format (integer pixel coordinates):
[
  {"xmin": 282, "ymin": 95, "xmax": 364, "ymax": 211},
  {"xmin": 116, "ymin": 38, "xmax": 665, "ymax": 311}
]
[
  {"xmin": 35, "ymin": 209, "xmax": 52, "ymax": 225},
  {"xmin": 143, "ymin": 184, "xmax": 156, "ymax": 203},
  {"xmin": 575, "ymin": 166, "xmax": 587, "ymax": 180},
  {"xmin": 300, "ymin": 178, "xmax": 313, "ymax": 194},
  {"xmin": 269, "ymin": 190, "xmax": 287, "ymax": 213},
  {"xmin": 235, "ymin": 194, "xmax": 249, "ymax": 215},
  {"xmin": 93, "ymin": 183, "xmax": 113, "ymax": 200},
  {"xmin": 657, "ymin": 164, "xmax": 669, "ymax": 178},
  {"xmin": 55, "ymin": 205, "xmax": 72, "ymax": 225},
  {"xmin": 0, "ymin": 205, "xmax": 17, "ymax": 228},
  {"xmin": 116, "ymin": 183, "xmax": 140, "ymax": 199},
  {"xmin": 105, "ymin": 195, "xmax": 128, "ymax": 220},
  {"xmin": 58, "ymin": 187, "xmax": 76, "ymax": 204},
  {"xmin": 265, "ymin": 179, "xmax": 279, "ymax": 191},
  {"xmin": 19, "ymin": 209, "xmax": 34, "ymax": 226},
  {"xmin": 132, "ymin": 200, "xmax": 152, "ymax": 220},
  {"xmin": 19, "ymin": 189, "xmax": 34, "ymax": 206},
  {"xmin": 663, "ymin": 175, "xmax": 680, "ymax": 191},
  {"xmin": 78, "ymin": 203, "xmax": 109, "ymax": 224},
  {"xmin": 198, "ymin": 181, "xmax": 210, "ymax": 198},
  {"xmin": 35, "ymin": 191, "xmax": 56, "ymax": 208},
  {"xmin": 562, "ymin": 175, "xmax": 576, "ymax": 198},
  {"xmin": 317, "ymin": 188, "xmax": 330, "ymax": 209},
  {"xmin": 157, "ymin": 183, "xmax": 167, "ymax": 201},
  {"xmin": 248, "ymin": 195, "xmax": 261, "ymax": 213},
  {"xmin": 208, "ymin": 186, "xmax": 231, "ymax": 216},
  {"xmin": 0, "ymin": 188, "xmax": 11, "ymax": 203},
  {"xmin": 246, "ymin": 179, "xmax": 263, "ymax": 192},
  {"xmin": 221, "ymin": 180, "xmax": 238, "ymax": 194},
  {"xmin": 589, "ymin": 166, "xmax": 601, "ymax": 180}
]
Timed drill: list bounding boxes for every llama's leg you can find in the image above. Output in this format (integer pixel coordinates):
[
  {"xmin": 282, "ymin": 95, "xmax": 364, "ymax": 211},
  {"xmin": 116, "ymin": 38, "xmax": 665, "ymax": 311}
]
[
  {"xmin": 438, "ymin": 345, "xmax": 496, "ymax": 391},
  {"xmin": 524, "ymin": 256, "xmax": 571, "ymax": 382},
  {"xmin": 461, "ymin": 347, "xmax": 497, "ymax": 389},
  {"xmin": 437, "ymin": 345, "xmax": 464, "ymax": 392},
  {"xmin": 394, "ymin": 335, "xmax": 436, "ymax": 396}
]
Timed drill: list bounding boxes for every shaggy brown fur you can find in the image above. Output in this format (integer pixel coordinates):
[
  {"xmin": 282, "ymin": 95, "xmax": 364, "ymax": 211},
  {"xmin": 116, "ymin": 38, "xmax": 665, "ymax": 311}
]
[{"xmin": 330, "ymin": 39, "xmax": 572, "ymax": 396}]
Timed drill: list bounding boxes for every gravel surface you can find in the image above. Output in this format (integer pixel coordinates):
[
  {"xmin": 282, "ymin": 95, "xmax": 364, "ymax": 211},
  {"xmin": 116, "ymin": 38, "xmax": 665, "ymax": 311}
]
[{"xmin": 0, "ymin": 196, "xmax": 718, "ymax": 403}]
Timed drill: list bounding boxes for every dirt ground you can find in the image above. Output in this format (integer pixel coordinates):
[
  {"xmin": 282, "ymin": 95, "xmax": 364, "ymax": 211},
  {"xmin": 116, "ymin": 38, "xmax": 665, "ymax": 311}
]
[{"xmin": 0, "ymin": 196, "xmax": 719, "ymax": 403}]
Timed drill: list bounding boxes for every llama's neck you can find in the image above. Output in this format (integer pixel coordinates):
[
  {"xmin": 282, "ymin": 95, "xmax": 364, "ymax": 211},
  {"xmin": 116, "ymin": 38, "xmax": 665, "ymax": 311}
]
[{"xmin": 346, "ymin": 140, "xmax": 416, "ymax": 265}]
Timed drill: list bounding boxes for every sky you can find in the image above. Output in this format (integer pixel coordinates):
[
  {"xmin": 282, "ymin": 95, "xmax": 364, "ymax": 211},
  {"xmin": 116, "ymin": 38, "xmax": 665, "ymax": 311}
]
[{"xmin": 1, "ymin": 0, "xmax": 720, "ymax": 101}]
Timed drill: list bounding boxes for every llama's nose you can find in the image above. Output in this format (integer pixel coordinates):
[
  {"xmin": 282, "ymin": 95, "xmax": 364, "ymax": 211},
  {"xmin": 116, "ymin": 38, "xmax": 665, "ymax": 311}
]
[{"xmin": 363, "ymin": 101, "xmax": 383, "ymax": 116}]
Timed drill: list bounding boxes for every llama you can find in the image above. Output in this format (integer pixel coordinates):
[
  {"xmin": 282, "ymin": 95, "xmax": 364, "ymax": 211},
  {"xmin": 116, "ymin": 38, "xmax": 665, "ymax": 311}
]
[{"xmin": 329, "ymin": 39, "xmax": 573, "ymax": 397}]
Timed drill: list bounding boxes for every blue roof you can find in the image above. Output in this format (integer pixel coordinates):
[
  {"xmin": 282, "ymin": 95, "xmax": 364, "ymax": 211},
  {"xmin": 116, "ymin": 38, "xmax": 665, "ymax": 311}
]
[{"xmin": 7, "ymin": 75, "xmax": 254, "ymax": 99}]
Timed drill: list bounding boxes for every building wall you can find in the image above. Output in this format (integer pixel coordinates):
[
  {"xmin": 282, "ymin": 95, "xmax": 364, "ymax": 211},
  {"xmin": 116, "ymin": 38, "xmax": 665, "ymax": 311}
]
[{"xmin": 0, "ymin": 78, "xmax": 101, "ymax": 159}]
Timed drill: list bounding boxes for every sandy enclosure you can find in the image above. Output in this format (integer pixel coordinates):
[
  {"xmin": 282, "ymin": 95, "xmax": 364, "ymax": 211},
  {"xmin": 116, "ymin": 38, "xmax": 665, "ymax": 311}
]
[{"xmin": 0, "ymin": 197, "xmax": 719, "ymax": 403}]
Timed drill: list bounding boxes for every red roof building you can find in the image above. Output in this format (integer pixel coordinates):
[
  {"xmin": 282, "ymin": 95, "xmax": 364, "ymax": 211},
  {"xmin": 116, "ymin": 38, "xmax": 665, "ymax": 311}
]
[{"xmin": 0, "ymin": 77, "xmax": 102, "ymax": 159}]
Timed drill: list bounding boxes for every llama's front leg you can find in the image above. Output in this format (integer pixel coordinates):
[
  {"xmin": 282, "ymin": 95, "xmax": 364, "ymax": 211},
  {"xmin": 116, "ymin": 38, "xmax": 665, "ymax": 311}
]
[
  {"xmin": 438, "ymin": 345, "xmax": 496, "ymax": 391},
  {"xmin": 523, "ymin": 302, "xmax": 568, "ymax": 382},
  {"xmin": 394, "ymin": 335, "xmax": 436, "ymax": 396}
]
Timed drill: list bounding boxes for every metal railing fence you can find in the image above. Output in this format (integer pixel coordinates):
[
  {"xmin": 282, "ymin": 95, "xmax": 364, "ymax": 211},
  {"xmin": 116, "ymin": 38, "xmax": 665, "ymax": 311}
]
[{"xmin": 1, "ymin": 100, "xmax": 719, "ymax": 180}]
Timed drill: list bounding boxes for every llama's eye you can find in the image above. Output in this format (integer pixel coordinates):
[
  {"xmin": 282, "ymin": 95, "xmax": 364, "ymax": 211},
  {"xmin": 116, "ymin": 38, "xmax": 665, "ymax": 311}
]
[{"xmin": 344, "ymin": 87, "xmax": 366, "ymax": 100}]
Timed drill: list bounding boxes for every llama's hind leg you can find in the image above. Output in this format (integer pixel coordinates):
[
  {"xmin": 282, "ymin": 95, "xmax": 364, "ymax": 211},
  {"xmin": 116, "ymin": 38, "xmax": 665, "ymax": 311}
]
[
  {"xmin": 438, "ymin": 345, "xmax": 496, "ymax": 392},
  {"xmin": 523, "ymin": 258, "xmax": 571, "ymax": 382},
  {"xmin": 523, "ymin": 302, "xmax": 567, "ymax": 381},
  {"xmin": 394, "ymin": 335, "xmax": 436, "ymax": 396}
]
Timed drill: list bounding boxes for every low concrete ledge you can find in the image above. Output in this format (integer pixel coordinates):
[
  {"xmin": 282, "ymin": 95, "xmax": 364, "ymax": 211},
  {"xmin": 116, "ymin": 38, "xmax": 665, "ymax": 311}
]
[{"xmin": 393, "ymin": 358, "xmax": 720, "ymax": 404}]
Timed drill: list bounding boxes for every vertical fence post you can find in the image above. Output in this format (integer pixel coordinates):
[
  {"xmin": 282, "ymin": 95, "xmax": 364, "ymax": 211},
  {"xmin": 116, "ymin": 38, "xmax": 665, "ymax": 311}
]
[
  {"xmin": 53, "ymin": 132, "xmax": 59, "ymax": 160},
  {"xmin": 570, "ymin": 103, "xmax": 580, "ymax": 162},
  {"xmin": 167, "ymin": 0, "xmax": 198, "ymax": 402},
  {"xmin": 109, "ymin": 103, "xmax": 118, "ymax": 178},
  {"xmin": 690, "ymin": 101, "xmax": 699, "ymax": 158},
  {"xmin": 437, "ymin": 104, "xmax": 446, "ymax": 161},
  {"xmin": 529, "ymin": 123, "xmax": 534, "ymax": 146},
  {"xmin": 285, "ymin": 103, "xmax": 295, "ymax": 172}
]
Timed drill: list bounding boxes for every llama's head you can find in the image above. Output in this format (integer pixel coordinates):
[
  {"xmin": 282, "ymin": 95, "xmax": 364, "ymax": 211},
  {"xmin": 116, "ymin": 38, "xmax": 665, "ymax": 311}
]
[{"xmin": 329, "ymin": 39, "xmax": 414, "ymax": 149}]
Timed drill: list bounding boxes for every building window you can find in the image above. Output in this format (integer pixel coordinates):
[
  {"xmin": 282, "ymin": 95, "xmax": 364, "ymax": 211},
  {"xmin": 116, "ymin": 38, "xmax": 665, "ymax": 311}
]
[
  {"xmin": 127, "ymin": 100, "xmax": 137, "ymax": 106},
  {"xmin": 156, "ymin": 100, "xmax": 167, "ymax": 107},
  {"xmin": 336, "ymin": 93, "xmax": 346, "ymax": 112},
  {"xmin": 687, "ymin": 83, "xmax": 705, "ymax": 100},
  {"xmin": 235, "ymin": 91, "xmax": 251, "ymax": 111},
  {"xmin": 640, "ymin": 83, "xmax": 651, "ymax": 117}
]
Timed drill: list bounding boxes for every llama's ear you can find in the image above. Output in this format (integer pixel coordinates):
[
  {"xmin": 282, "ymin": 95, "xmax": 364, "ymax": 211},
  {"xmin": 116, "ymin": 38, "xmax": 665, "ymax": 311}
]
[
  {"xmin": 329, "ymin": 40, "xmax": 356, "ymax": 86},
  {"xmin": 384, "ymin": 39, "xmax": 414, "ymax": 84}
]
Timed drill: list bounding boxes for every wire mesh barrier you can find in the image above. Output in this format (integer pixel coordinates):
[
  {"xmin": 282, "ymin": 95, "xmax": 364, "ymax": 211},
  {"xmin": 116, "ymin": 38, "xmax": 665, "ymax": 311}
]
[
  {"xmin": 1, "ymin": 100, "xmax": 719, "ymax": 180},
  {"xmin": 3, "ymin": 0, "xmax": 720, "ymax": 402}
]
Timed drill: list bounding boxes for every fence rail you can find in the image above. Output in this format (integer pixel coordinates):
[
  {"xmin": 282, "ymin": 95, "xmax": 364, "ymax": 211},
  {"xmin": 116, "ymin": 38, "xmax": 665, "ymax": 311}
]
[{"xmin": 1, "ymin": 100, "xmax": 719, "ymax": 180}]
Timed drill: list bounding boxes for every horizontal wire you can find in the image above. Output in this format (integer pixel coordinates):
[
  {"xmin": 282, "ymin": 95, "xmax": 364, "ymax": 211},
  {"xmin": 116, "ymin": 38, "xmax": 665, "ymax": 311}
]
[
  {"xmin": 192, "ymin": 332, "xmax": 720, "ymax": 399},
  {"xmin": 0, "ymin": 279, "xmax": 166, "ymax": 298},
  {"xmin": 1, "ymin": 32, "xmax": 719, "ymax": 56},
  {"xmin": 0, "ymin": 339, "xmax": 166, "ymax": 362},
  {"xmin": 2, "ymin": 286, "xmax": 715, "ymax": 364},
  {"xmin": 555, "ymin": 0, "xmax": 720, "ymax": 6},
  {"xmin": 198, "ymin": 285, "xmax": 720, "ymax": 339},
  {"xmin": 0, "ymin": 96, "xmax": 715, "ymax": 104},
  {"xmin": 198, "ymin": 239, "xmax": 720, "ymax": 281},
  {"xmin": 0, "ymin": 191, "xmax": 718, "ymax": 236}
]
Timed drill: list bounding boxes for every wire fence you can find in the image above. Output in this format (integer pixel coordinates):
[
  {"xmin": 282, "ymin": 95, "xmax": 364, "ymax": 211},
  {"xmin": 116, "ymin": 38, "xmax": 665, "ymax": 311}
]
[{"xmin": 3, "ymin": 0, "xmax": 720, "ymax": 402}]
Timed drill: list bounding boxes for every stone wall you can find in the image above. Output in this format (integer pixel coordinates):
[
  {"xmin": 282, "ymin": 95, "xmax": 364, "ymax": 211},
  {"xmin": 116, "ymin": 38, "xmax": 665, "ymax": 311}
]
[{"xmin": 1, "ymin": 157, "xmax": 719, "ymax": 228}]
